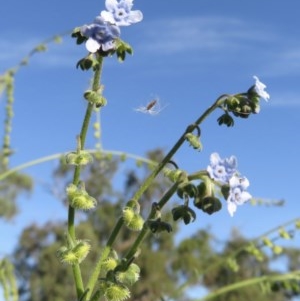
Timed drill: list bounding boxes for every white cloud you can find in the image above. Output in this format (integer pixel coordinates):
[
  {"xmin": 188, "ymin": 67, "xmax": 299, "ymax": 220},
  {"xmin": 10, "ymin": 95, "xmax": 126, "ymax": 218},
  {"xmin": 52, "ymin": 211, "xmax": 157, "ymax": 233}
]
[
  {"xmin": 138, "ymin": 16, "xmax": 276, "ymax": 54},
  {"xmin": 269, "ymin": 92, "xmax": 300, "ymax": 107},
  {"xmin": 262, "ymin": 47, "xmax": 300, "ymax": 77}
]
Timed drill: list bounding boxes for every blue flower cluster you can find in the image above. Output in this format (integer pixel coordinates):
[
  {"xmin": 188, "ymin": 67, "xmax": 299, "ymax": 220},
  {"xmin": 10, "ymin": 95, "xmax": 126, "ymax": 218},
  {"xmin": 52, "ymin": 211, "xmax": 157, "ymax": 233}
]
[
  {"xmin": 207, "ymin": 152, "xmax": 251, "ymax": 217},
  {"xmin": 80, "ymin": 0, "xmax": 143, "ymax": 53}
]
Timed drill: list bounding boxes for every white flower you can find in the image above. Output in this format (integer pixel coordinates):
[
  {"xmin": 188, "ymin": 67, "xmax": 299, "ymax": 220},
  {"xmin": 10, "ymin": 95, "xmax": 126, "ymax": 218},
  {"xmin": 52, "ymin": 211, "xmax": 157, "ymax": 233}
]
[
  {"xmin": 227, "ymin": 175, "xmax": 251, "ymax": 217},
  {"xmin": 207, "ymin": 152, "xmax": 237, "ymax": 184},
  {"xmin": 101, "ymin": 0, "xmax": 143, "ymax": 26},
  {"xmin": 253, "ymin": 75, "xmax": 270, "ymax": 101}
]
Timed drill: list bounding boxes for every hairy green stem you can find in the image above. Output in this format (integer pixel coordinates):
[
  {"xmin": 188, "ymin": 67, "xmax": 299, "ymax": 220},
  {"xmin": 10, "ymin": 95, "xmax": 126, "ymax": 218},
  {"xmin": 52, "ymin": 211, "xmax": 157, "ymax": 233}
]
[
  {"xmin": 85, "ymin": 218, "xmax": 124, "ymax": 299},
  {"xmin": 68, "ymin": 56, "xmax": 103, "ymax": 299},
  {"xmin": 125, "ymin": 181, "xmax": 180, "ymax": 261},
  {"xmin": 0, "ymin": 150, "xmax": 153, "ymax": 181}
]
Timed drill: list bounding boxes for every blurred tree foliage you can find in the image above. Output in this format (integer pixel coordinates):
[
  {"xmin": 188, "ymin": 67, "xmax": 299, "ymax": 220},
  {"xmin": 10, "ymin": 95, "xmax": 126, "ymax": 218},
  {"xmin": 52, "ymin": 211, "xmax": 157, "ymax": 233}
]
[
  {"xmin": 0, "ymin": 167, "xmax": 33, "ymax": 219},
  {"xmin": 8, "ymin": 150, "xmax": 300, "ymax": 301}
]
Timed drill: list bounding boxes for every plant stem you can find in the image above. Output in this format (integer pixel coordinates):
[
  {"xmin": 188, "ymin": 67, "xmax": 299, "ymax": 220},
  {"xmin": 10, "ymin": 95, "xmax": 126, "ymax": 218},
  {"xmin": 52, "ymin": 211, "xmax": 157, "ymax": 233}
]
[
  {"xmin": 125, "ymin": 181, "xmax": 180, "ymax": 261},
  {"xmin": 197, "ymin": 271, "xmax": 300, "ymax": 301},
  {"xmin": 131, "ymin": 94, "xmax": 226, "ymax": 202},
  {"xmin": 68, "ymin": 56, "xmax": 103, "ymax": 299},
  {"xmin": 85, "ymin": 95, "xmax": 225, "ymax": 299}
]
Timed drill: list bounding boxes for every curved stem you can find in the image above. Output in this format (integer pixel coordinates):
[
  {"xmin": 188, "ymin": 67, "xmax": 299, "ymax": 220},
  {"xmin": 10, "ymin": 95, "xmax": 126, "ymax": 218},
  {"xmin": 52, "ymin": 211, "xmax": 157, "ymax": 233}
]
[
  {"xmin": 0, "ymin": 150, "xmax": 154, "ymax": 182},
  {"xmin": 197, "ymin": 271, "xmax": 300, "ymax": 301},
  {"xmin": 125, "ymin": 181, "xmax": 180, "ymax": 261},
  {"xmin": 85, "ymin": 95, "xmax": 225, "ymax": 298},
  {"xmin": 131, "ymin": 94, "xmax": 226, "ymax": 202}
]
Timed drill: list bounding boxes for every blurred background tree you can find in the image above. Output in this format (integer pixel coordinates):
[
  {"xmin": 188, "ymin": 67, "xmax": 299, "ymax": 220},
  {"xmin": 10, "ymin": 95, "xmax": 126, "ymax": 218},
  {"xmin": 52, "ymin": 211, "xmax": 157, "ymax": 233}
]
[{"xmin": 6, "ymin": 149, "xmax": 300, "ymax": 301}]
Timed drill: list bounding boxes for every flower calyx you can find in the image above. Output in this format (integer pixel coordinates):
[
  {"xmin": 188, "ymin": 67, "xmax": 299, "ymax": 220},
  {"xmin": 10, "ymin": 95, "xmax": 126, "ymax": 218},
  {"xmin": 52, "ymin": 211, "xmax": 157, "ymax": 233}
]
[
  {"xmin": 66, "ymin": 183, "xmax": 97, "ymax": 210},
  {"xmin": 57, "ymin": 239, "xmax": 91, "ymax": 265},
  {"xmin": 164, "ymin": 168, "xmax": 187, "ymax": 183},
  {"xmin": 177, "ymin": 182, "xmax": 198, "ymax": 200},
  {"xmin": 122, "ymin": 207, "xmax": 144, "ymax": 231},
  {"xmin": 65, "ymin": 150, "xmax": 93, "ymax": 166},
  {"xmin": 184, "ymin": 125, "xmax": 202, "ymax": 151},
  {"xmin": 84, "ymin": 89, "xmax": 107, "ymax": 108},
  {"xmin": 218, "ymin": 76, "xmax": 270, "ymax": 123},
  {"xmin": 146, "ymin": 218, "xmax": 172, "ymax": 234},
  {"xmin": 172, "ymin": 205, "xmax": 196, "ymax": 225},
  {"xmin": 217, "ymin": 112, "xmax": 235, "ymax": 127},
  {"xmin": 194, "ymin": 196, "xmax": 222, "ymax": 215}
]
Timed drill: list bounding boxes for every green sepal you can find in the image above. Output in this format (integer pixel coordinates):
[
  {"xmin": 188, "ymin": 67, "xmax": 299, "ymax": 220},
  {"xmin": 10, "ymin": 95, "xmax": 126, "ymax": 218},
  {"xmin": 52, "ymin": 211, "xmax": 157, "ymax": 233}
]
[
  {"xmin": 278, "ymin": 227, "xmax": 293, "ymax": 239},
  {"xmin": 221, "ymin": 184, "xmax": 230, "ymax": 200},
  {"xmin": 65, "ymin": 150, "xmax": 93, "ymax": 166},
  {"xmin": 194, "ymin": 196, "xmax": 222, "ymax": 215},
  {"xmin": 164, "ymin": 169, "xmax": 186, "ymax": 183},
  {"xmin": 71, "ymin": 27, "xmax": 87, "ymax": 45},
  {"xmin": 76, "ymin": 55, "xmax": 97, "ymax": 71},
  {"xmin": 184, "ymin": 133, "xmax": 203, "ymax": 151},
  {"xmin": 196, "ymin": 180, "xmax": 213, "ymax": 200},
  {"xmin": 217, "ymin": 113, "xmax": 235, "ymax": 127},
  {"xmin": 177, "ymin": 182, "xmax": 198, "ymax": 199},
  {"xmin": 114, "ymin": 39, "xmax": 133, "ymax": 62},
  {"xmin": 172, "ymin": 205, "xmax": 196, "ymax": 224},
  {"xmin": 84, "ymin": 90, "xmax": 107, "ymax": 107},
  {"xmin": 147, "ymin": 218, "xmax": 172, "ymax": 233}
]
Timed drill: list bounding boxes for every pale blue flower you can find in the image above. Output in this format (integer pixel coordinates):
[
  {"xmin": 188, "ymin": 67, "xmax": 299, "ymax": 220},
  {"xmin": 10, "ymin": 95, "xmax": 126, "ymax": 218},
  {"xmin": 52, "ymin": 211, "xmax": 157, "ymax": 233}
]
[
  {"xmin": 101, "ymin": 0, "xmax": 143, "ymax": 26},
  {"xmin": 80, "ymin": 16, "xmax": 120, "ymax": 53},
  {"xmin": 207, "ymin": 152, "xmax": 237, "ymax": 184},
  {"xmin": 227, "ymin": 175, "xmax": 251, "ymax": 217},
  {"xmin": 252, "ymin": 75, "xmax": 270, "ymax": 101}
]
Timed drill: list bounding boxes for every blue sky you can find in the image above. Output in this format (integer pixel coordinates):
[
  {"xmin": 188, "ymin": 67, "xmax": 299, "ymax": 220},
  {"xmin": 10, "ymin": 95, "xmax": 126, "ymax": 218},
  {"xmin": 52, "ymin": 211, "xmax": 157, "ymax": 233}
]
[{"xmin": 1, "ymin": 0, "xmax": 300, "ymax": 286}]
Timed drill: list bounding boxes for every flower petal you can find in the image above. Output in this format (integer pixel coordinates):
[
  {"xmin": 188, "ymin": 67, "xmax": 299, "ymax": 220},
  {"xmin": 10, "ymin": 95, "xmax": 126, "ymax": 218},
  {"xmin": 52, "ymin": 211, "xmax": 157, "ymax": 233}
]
[
  {"xmin": 227, "ymin": 201, "xmax": 237, "ymax": 217},
  {"xmin": 253, "ymin": 75, "xmax": 270, "ymax": 101},
  {"xmin": 85, "ymin": 38, "xmax": 100, "ymax": 53}
]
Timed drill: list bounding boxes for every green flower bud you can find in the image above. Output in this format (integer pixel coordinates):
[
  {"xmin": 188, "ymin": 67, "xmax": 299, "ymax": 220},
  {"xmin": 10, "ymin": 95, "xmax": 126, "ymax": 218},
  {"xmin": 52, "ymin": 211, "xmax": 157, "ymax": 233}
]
[
  {"xmin": 70, "ymin": 192, "xmax": 97, "ymax": 210},
  {"xmin": 102, "ymin": 257, "xmax": 119, "ymax": 272},
  {"xmin": 184, "ymin": 133, "xmax": 202, "ymax": 151},
  {"xmin": 123, "ymin": 207, "xmax": 144, "ymax": 231},
  {"xmin": 116, "ymin": 263, "xmax": 140, "ymax": 285},
  {"xmin": 66, "ymin": 183, "xmax": 77, "ymax": 198},
  {"xmin": 57, "ymin": 247, "xmax": 78, "ymax": 265},
  {"xmin": 126, "ymin": 214, "xmax": 144, "ymax": 231},
  {"xmin": 272, "ymin": 245, "xmax": 283, "ymax": 255},
  {"xmin": 73, "ymin": 240, "xmax": 91, "ymax": 263},
  {"xmin": 262, "ymin": 236, "xmax": 273, "ymax": 248},
  {"xmin": 245, "ymin": 244, "xmax": 264, "ymax": 261},
  {"xmin": 278, "ymin": 227, "xmax": 292, "ymax": 239},
  {"xmin": 65, "ymin": 152, "xmax": 77, "ymax": 165},
  {"xmin": 226, "ymin": 95, "xmax": 240, "ymax": 109},
  {"xmin": 65, "ymin": 151, "xmax": 93, "ymax": 166},
  {"xmin": 104, "ymin": 283, "xmax": 131, "ymax": 301},
  {"xmin": 122, "ymin": 207, "xmax": 135, "ymax": 223},
  {"xmin": 163, "ymin": 169, "xmax": 184, "ymax": 183}
]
